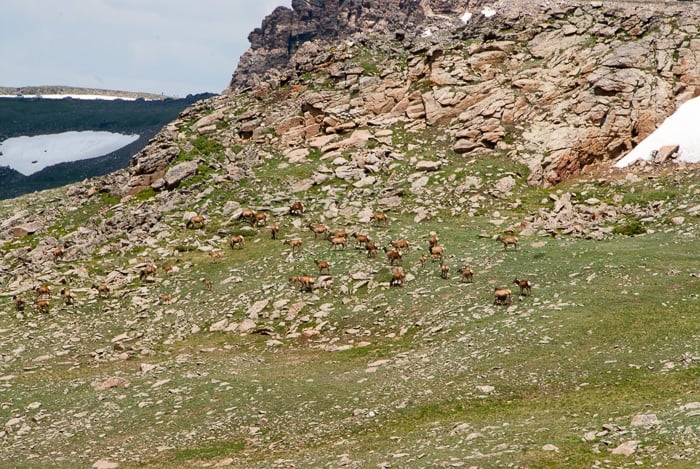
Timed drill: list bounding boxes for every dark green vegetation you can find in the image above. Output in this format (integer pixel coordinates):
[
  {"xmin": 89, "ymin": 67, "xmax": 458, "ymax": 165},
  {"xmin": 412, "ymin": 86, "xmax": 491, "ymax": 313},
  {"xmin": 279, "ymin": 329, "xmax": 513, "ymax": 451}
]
[{"xmin": 0, "ymin": 94, "xmax": 212, "ymax": 199}]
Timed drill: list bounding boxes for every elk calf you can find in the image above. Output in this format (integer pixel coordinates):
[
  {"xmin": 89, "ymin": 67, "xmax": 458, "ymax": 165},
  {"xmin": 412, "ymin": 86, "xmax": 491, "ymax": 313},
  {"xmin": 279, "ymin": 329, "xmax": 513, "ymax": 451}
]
[
  {"xmin": 203, "ymin": 279, "xmax": 214, "ymax": 291},
  {"xmin": 440, "ymin": 263, "xmax": 450, "ymax": 279},
  {"xmin": 315, "ymin": 260, "xmax": 331, "ymax": 274}
]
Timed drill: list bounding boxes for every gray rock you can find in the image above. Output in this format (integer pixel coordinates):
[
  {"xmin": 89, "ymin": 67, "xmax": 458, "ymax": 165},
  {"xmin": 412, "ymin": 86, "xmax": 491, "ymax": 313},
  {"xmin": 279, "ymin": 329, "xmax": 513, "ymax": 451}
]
[{"xmin": 164, "ymin": 161, "xmax": 198, "ymax": 189}]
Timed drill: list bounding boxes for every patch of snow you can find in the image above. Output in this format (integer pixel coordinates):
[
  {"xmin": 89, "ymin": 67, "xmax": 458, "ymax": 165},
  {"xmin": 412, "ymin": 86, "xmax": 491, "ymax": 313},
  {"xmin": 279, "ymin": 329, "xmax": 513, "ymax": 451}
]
[
  {"xmin": 482, "ymin": 7, "xmax": 497, "ymax": 18},
  {"xmin": 421, "ymin": 28, "xmax": 433, "ymax": 38},
  {"xmin": 460, "ymin": 10, "xmax": 473, "ymax": 23},
  {"xmin": 0, "ymin": 131, "xmax": 139, "ymax": 176},
  {"xmin": 615, "ymin": 96, "xmax": 700, "ymax": 167}
]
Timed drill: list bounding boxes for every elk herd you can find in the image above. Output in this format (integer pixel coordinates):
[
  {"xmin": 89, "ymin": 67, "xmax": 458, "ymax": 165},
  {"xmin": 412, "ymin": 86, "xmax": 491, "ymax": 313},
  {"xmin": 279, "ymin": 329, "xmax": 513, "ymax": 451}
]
[{"xmin": 9, "ymin": 199, "xmax": 532, "ymax": 315}]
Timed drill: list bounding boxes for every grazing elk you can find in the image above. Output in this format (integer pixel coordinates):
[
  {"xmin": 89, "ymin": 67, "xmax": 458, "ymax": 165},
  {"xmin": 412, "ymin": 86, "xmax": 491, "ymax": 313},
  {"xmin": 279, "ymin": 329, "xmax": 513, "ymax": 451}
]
[
  {"xmin": 366, "ymin": 241, "xmax": 378, "ymax": 259},
  {"xmin": 390, "ymin": 239, "xmax": 410, "ymax": 250},
  {"xmin": 390, "ymin": 268, "xmax": 405, "ymax": 287},
  {"xmin": 186, "ymin": 214, "xmax": 206, "ymax": 229},
  {"xmin": 493, "ymin": 288, "xmax": 512, "ymax": 306},
  {"xmin": 289, "ymin": 201, "xmax": 305, "ymax": 216},
  {"xmin": 238, "ymin": 208, "xmax": 256, "ymax": 224},
  {"xmin": 308, "ymin": 224, "xmax": 329, "ymax": 239},
  {"xmin": 383, "ymin": 247, "xmax": 402, "ymax": 266},
  {"xmin": 159, "ymin": 293, "xmax": 173, "ymax": 304},
  {"xmin": 315, "ymin": 260, "xmax": 331, "ymax": 274},
  {"xmin": 328, "ymin": 236, "xmax": 348, "ymax": 249},
  {"xmin": 459, "ymin": 266, "xmax": 474, "ymax": 283},
  {"xmin": 497, "ymin": 234, "xmax": 519, "ymax": 251},
  {"xmin": 203, "ymin": 279, "xmax": 214, "ymax": 292},
  {"xmin": 429, "ymin": 245, "xmax": 444, "ymax": 262},
  {"xmin": 372, "ymin": 212, "xmax": 389, "ymax": 225},
  {"xmin": 51, "ymin": 246, "xmax": 65, "ymax": 260},
  {"xmin": 229, "ymin": 235, "xmax": 245, "ymax": 249},
  {"xmin": 139, "ymin": 263, "xmax": 157, "ymax": 281},
  {"xmin": 284, "ymin": 238, "xmax": 303, "ymax": 253},
  {"xmin": 419, "ymin": 254, "xmax": 427, "ymax": 267},
  {"xmin": 253, "ymin": 212, "xmax": 268, "ymax": 227},
  {"xmin": 270, "ymin": 224, "xmax": 280, "ymax": 240},
  {"xmin": 513, "ymin": 278, "xmax": 532, "ymax": 296},
  {"xmin": 289, "ymin": 275, "xmax": 314, "ymax": 292},
  {"xmin": 427, "ymin": 235, "xmax": 439, "ymax": 250},
  {"xmin": 92, "ymin": 283, "xmax": 110, "ymax": 298}
]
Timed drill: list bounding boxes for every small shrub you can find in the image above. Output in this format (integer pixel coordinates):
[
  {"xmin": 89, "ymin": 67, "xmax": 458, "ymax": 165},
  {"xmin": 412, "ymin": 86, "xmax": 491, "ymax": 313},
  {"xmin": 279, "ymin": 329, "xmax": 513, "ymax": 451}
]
[{"xmin": 613, "ymin": 220, "xmax": 646, "ymax": 236}]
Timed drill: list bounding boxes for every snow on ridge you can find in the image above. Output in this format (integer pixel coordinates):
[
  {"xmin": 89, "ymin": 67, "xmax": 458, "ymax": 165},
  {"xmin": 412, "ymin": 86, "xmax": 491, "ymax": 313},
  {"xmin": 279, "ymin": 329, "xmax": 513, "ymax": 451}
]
[
  {"xmin": 459, "ymin": 6, "xmax": 497, "ymax": 24},
  {"xmin": 615, "ymin": 96, "xmax": 700, "ymax": 167}
]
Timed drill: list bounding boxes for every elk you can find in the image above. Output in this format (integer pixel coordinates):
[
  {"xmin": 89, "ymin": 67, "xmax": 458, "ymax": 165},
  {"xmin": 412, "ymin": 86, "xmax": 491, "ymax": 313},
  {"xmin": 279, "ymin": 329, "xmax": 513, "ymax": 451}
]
[
  {"xmin": 186, "ymin": 214, "xmax": 206, "ymax": 229},
  {"xmin": 289, "ymin": 275, "xmax": 314, "ymax": 292},
  {"xmin": 51, "ymin": 246, "xmax": 65, "ymax": 260},
  {"xmin": 229, "ymin": 235, "xmax": 245, "ymax": 249},
  {"xmin": 430, "ymin": 245, "xmax": 444, "ymax": 262},
  {"xmin": 493, "ymin": 288, "xmax": 512, "ymax": 306},
  {"xmin": 366, "ymin": 242, "xmax": 378, "ymax": 259},
  {"xmin": 238, "ymin": 208, "xmax": 256, "ymax": 224},
  {"xmin": 459, "ymin": 265, "xmax": 474, "ymax": 283},
  {"xmin": 308, "ymin": 224, "xmax": 329, "ymax": 239},
  {"xmin": 427, "ymin": 235, "xmax": 439, "ymax": 250},
  {"xmin": 390, "ymin": 239, "xmax": 410, "ymax": 250},
  {"xmin": 351, "ymin": 232, "xmax": 371, "ymax": 247},
  {"xmin": 390, "ymin": 268, "xmax": 405, "ymax": 287},
  {"xmin": 270, "ymin": 224, "xmax": 280, "ymax": 240},
  {"xmin": 383, "ymin": 246, "xmax": 402, "ymax": 266},
  {"xmin": 513, "ymin": 278, "xmax": 532, "ymax": 296},
  {"xmin": 328, "ymin": 236, "xmax": 348, "ymax": 249},
  {"xmin": 326, "ymin": 230, "xmax": 348, "ymax": 240},
  {"xmin": 35, "ymin": 299, "xmax": 50, "ymax": 313},
  {"xmin": 60, "ymin": 288, "xmax": 76, "ymax": 305},
  {"xmin": 35, "ymin": 284, "xmax": 51, "ymax": 299},
  {"xmin": 12, "ymin": 294, "xmax": 25, "ymax": 311},
  {"xmin": 372, "ymin": 212, "xmax": 389, "ymax": 225},
  {"xmin": 284, "ymin": 238, "xmax": 303, "ymax": 253},
  {"xmin": 440, "ymin": 263, "xmax": 450, "ymax": 279},
  {"xmin": 252, "ymin": 212, "xmax": 268, "ymax": 226},
  {"xmin": 159, "ymin": 293, "xmax": 173, "ymax": 304},
  {"xmin": 289, "ymin": 201, "xmax": 305, "ymax": 216},
  {"xmin": 419, "ymin": 254, "xmax": 427, "ymax": 267},
  {"xmin": 203, "ymin": 279, "xmax": 214, "ymax": 292},
  {"xmin": 162, "ymin": 263, "xmax": 175, "ymax": 275},
  {"xmin": 497, "ymin": 234, "xmax": 519, "ymax": 251},
  {"xmin": 209, "ymin": 251, "xmax": 223, "ymax": 262},
  {"xmin": 315, "ymin": 260, "xmax": 331, "ymax": 274},
  {"xmin": 139, "ymin": 263, "xmax": 157, "ymax": 281},
  {"xmin": 92, "ymin": 283, "xmax": 110, "ymax": 298}
]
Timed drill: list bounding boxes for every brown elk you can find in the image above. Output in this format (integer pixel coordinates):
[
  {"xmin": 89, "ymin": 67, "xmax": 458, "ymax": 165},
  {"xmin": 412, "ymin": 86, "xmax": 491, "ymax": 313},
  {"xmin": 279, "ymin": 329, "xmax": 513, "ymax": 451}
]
[
  {"xmin": 92, "ymin": 283, "xmax": 110, "ymax": 298},
  {"xmin": 497, "ymin": 234, "xmax": 519, "ymax": 251},
  {"xmin": 419, "ymin": 254, "xmax": 427, "ymax": 267},
  {"xmin": 372, "ymin": 212, "xmax": 389, "ymax": 225},
  {"xmin": 186, "ymin": 214, "xmax": 206, "ymax": 229},
  {"xmin": 162, "ymin": 263, "xmax": 175, "ymax": 275},
  {"xmin": 203, "ymin": 279, "xmax": 214, "ymax": 292},
  {"xmin": 440, "ymin": 263, "xmax": 450, "ymax": 279},
  {"xmin": 238, "ymin": 208, "xmax": 256, "ymax": 224},
  {"xmin": 289, "ymin": 275, "xmax": 314, "ymax": 292},
  {"xmin": 459, "ymin": 266, "xmax": 474, "ymax": 283},
  {"xmin": 328, "ymin": 236, "xmax": 348, "ymax": 249},
  {"xmin": 284, "ymin": 238, "xmax": 303, "ymax": 253},
  {"xmin": 253, "ymin": 212, "xmax": 268, "ymax": 226},
  {"xmin": 12, "ymin": 294, "xmax": 25, "ymax": 311},
  {"xmin": 351, "ymin": 232, "xmax": 370, "ymax": 247},
  {"xmin": 326, "ymin": 230, "xmax": 348, "ymax": 240},
  {"xmin": 289, "ymin": 201, "xmax": 305, "ymax": 216},
  {"xmin": 229, "ymin": 235, "xmax": 245, "ymax": 249},
  {"xmin": 315, "ymin": 260, "xmax": 331, "ymax": 274},
  {"xmin": 366, "ymin": 241, "xmax": 378, "ymax": 259},
  {"xmin": 52, "ymin": 246, "xmax": 65, "ymax": 260},
  {"xmin": 60, "ymin": 288, "xmax": 76, "ymax": 305},
  {"xmin": 159, "ymin": 293, "xmax": 173, "ymax": 304},
  {"xmin": 35, "ymin": 299, "xmax": 50, "ymax": 313},
  {"xmin": 209, "ymin": 251, "xmax": 223, "ymax": 262},
  {"xmin": 270, "ymin": 224, "xmax": 280, "ymax": 240},
  {"xmin": 429, "ymin": 245, "xmax": 444, "ymax": 262},
  {"xmin": 140, "ymin": 263, "xmax": 157, "ymax": 281},
  {"xmin": 35, "ymin": 284, "xmax": 51, "ymax": 299},
  {"xmin": 493, "ymin": 288, "xmax": 512, "ymax": 306},
  {"xmin": 308, "ymin": 224, "xmax": 329, "ymax": 239},
  {"xmin": 513, "ymin": 278, "xmax": 532, "ymax": 296},
  {"xmin": 390, "ymin": 239, "xmax": 410, "ymax": 250},
  {"xmin": 390, "ymin": 268, "xmax": 405, "ymax": 287},
  {"xmin": 427, "ymin": 235, "xmax": 439, "ymax": 250},
  {"xmin": 383, "ymin": 247, "xmax": 402, "ymax": 265}
]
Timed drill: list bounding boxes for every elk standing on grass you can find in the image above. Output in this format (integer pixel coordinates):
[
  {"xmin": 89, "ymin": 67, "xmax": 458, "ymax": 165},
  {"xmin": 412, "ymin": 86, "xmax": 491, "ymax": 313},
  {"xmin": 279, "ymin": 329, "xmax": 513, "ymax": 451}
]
[
  {"xmin": 35, "ymin": 284, "xmax": 51, "ymax": 299},
  {"xmin": 52, "ymin": 247, "xmax": 65, "ymax": 261},
  {"xmin": 390, "ymin": 268, "xmax": 405, "ymax": 287},
  {"xmin": 308, "ymin": 224, "xmax": 329, "ymax": 239},
  {"xmin": 430, "ymin": 245, "xmax": 444, "ymax": 262},
  {"xmin": 497, "ymin": 234, "xmax": 519, "ymax": 251},
  {"xmin": 459, "ymin": 266, "xmax": 474, "ymax": 283},
  {"xmin": 328, "ymin": 236, "xmax": 348, "ymax": 249},
  {"xmin": 229, "ymin": 235, "xmax": 245, "ymax": 249},
  {"xmin": 92, "ymin": 283, "xmax": 110, "ymax": 298},
  {"xmin": 238, "ymin": 208, "xmax": 256, "ymax": 224},
  {"xmin": 13, "ymin": 295, "xmax": 25, "ymax": 311},
  {"xmin": 315, "ymin": 260, "xmax": 331, "ymax": 274},
  {"xmin": 351, "ymin": 232, "xmax": 370, "ymax": 248},
  {"xmin": 513, "ymin": 278, "xmax": 532, "ymax": 296},
  {"xmin": 270, "ymin": 224, "xmax": 280, "ymax": 240},
  {"xmin": 383, "ymin": 247, "xmax": 402, "ymax": 266},
  {"xmin": 35, "ymin": 299, "xmax": 50, "ymax": 313},
  {"xmin": 140, "ymin": 263, "xmax": 157, "ymax": 281},
  {"xmin": 186, "ymin": 214, "xmax": 206, "ymax": 229},
  {"xmin": 203, "ymin": 279, "xmax": 213, "ymax": 292},
  {"xmin": 209, "ymin": 251, "xmax": 223, "ymax": 262},
  {"xmin": 289, "ymin": 201, "xmax": 305, "ymax": 216},
  {"xmin": 440, "ymin": 263, "xmax": 450, "ymax": 279},
  {"xmin": 289, "ymin": 275, "xmax": 314, "ymax": 292},
  {"xmin": 284, "ymin": 238, "xmax": 303, "ymax": 254},
  {"xmin": 372, "ymin": 212, "xmax": 389, "ymax": 225},
  {"xmin": 60, "ymin": 288, "xmax": 76, "ymax": 305},
  {"xmin": 253, "ymin": 212, "xmax": 268, "ymax": 227}
]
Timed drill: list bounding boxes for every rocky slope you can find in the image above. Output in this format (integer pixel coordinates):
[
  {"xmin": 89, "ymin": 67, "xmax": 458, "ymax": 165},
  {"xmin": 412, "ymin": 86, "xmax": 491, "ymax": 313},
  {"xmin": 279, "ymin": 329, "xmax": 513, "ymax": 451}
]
[{"xmin": 0, "ymin": 1, "xmax": 698, "ymax": 467}]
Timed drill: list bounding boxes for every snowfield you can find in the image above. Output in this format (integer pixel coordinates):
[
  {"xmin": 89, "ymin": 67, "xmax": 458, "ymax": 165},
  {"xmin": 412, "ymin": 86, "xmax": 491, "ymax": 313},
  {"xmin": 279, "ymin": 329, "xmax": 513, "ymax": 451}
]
[
  {"xmin": 616, "ymin": 96, "xmax": 700, "ymax": 167},
  {"xmin": 0, "ymin": 131, "xmax": 139, "ymax": 176}
]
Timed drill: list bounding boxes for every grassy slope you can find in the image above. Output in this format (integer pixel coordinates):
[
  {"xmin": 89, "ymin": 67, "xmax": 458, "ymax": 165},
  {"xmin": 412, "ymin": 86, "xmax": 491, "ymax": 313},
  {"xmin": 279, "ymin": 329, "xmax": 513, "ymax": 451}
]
[{"xmin": 0, "ymin": 129, "xmax": 698, "ymax": 469}]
